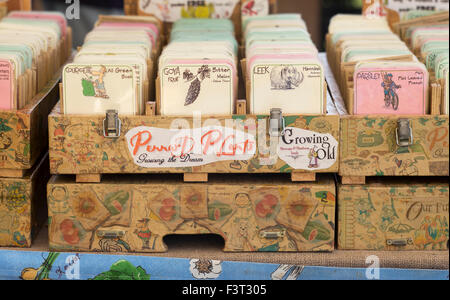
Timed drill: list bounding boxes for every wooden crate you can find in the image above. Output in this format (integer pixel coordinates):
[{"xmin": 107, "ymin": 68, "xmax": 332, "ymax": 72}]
[
  {"xmin": 324, "ymin": 37, "xmax": 449, "ymax": 185},
  {"xmin": 47, "ymin": 174, "xmax": 336, "ymax": 253},
  {"xmin": 0, "ymin": 72, "xmax": 60, "ymax": 178},
  {"xmin": 340, "ymin": 115, "xmax": 449, "ymax": 184},
  {"xmin": 0, "ymin": 0, "xmax": 31, "ymax": 13},
  {"xmin": 338, "ymin": 179, "xmax": 449, "ymax": 251},
  {"xmin": 49, "ymin": 100, "xmax": 340, "ymax": 183},
  {"xmin": 0, "ymin": 154, "xmax": 49, "ymax": 248}
]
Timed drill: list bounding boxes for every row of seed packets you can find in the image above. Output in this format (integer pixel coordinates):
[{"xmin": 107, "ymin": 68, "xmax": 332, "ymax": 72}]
[
  {"xmin": 409, "ymin": 23, "xmax": 449, "ymax": 115},
  {"xmin": 328, "ymin": 14, "xmax": 429, "ymax": 115},
  {"xmin": 244, "ymin": 14, "xmax": 325, "ymax": 115},
  {"xmin": 0, "ymin": 11, "xmax": 68, "ymax": 110},
  {"xmin": 158, "ymin": 18, "xmax": 238, "ymax": 116},
  {"xmin": 62, "ymin": 16, "xmax": 161, "ymax": 115}
]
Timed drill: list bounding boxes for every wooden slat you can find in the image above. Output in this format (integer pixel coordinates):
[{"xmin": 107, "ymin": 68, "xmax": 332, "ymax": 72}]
[
  {"xmin": 341, "ymin": 176, "xmax": 366, "ymax": 185},
  {"xmin": 291, "ymin": 172, "xmax": 316, "ymax": 182},
  {"xmin": 0, "ymin": 169, "xmax": 26, "ymax": 178},
  {"xmin": 236, "ymin": 99, "xmax": 246, "ymax": 115},
  {"xmin": 184, "ymin": 173, "xmax": 208, "ymax": 183},
  {"xmin": 146, "ymin": 102, "xmax": 156, "ymax": 116},
  {"xmin": 76, "ymin": 174, "xmax": 102, "ymax": 183}
]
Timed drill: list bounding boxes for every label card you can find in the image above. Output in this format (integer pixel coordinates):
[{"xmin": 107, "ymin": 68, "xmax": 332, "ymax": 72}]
[
  {"xmin": 138, "ymin": 0, "xmax": 240, "ymax": 22},
  {"xmin": 125, "ymin": 126, "xmax": 256, "ymax": 168},
  {"xmin": 251, "ymin": 63, "xmax": 324, "ymax": 115},
  {"xmin": 0, "ymin": 59, "xmax": 13, "ymax": 110},
  {"xmin": 161, "ymin": 64, "xmax": 234, "ymax": 116},
  {"xmin": 354, "ymin": 68, "xmax": 428, "ymax": 115},
  {"xmin": 63, "ymin": 64, "xmax": 137, "ymax": 115},
  {"xmin": 386, "ymin": 0, "xmax": 449, "ymax": 16},
  {"xmin": 278, "ymin": 127, "xmax": 338, "ymax": 171}
]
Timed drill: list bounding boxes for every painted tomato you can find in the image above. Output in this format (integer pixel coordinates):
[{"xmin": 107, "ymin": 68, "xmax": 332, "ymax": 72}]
[
  {"xmin": 256, "ymin": 194, "xmax": 279, "ymax": 219},
  {"xmin": 159, "ymin": 198, "xmax": 177, "ymax": 222},
  {"xmin": 60, "ymin": 219, "xmax": 80, "ymax": 245}
]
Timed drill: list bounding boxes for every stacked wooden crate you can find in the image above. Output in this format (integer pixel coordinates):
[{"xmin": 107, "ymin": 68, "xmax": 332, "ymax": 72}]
[
  {"xmin": 325, "ymin": 12, "xmax": 449, "ymax": 251},
  {"xmin": 0, "ymin": 2, "xmax": 71, "ymax": 247},
  {"xmin": 46, "ymin": 8, "xmax": 342, "ymax": 254}
]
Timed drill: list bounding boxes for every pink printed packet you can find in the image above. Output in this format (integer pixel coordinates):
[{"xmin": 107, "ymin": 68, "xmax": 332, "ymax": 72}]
[
  {"xmin": 0, "ymin": 59, "xmax": 13, "ymax": 110},
  {"xmin": 354, "ymin": 62, "xmax": 429, "ymax": 115},
  {"xmin": 8, "ymin": 11, "xmax": 67, "ymax": 37}
]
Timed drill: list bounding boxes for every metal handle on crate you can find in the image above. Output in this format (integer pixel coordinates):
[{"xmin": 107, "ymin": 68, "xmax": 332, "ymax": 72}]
[
  {"xmin": 97, "ymin": 230, "xmax": 125, "ymax": 239},
  {"xmin": 396, "ymin": 119, "xmax": 413, "ymax": 147},
  {"xmin": 259, "ymin": 230, "xmax": 286, "ymax": 239},
  {"xmin": 386, "ymin": 238, "xmax": 413, "ymax": 247},
  {"xmin": 269, "ymin": 108, "xmax": 285, "ymax": 137},
  {"xmin": 103, "ymin": 110, "xmax": 122, "ymax": 139}
]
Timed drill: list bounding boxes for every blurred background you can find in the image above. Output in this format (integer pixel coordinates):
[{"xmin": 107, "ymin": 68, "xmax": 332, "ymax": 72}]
[{"xmin": 32, "ymin": 0, "xmax": 364, "ymax": 51}]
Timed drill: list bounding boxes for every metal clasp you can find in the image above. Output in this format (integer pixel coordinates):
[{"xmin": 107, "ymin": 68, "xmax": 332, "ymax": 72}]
[
  {"xmin": 97, "ymin": 230, "xmax": 125, "ymax": 239},
  {"xmin": 396, "ymin": 119, "xmax": 413, "ymax": 147},
  {"xmin": 386, "ymin": 238, "xmax": 413, "ymax": 247},
  {"xmin": 259, "ymin": 230, "xmax": 286, "ymax": 239},
  {"xmin": 103, "ymin": 110, "xmax": 122, "ymax": 138},
  {"xmin": 269, "ymin": 108, "xmax": 285, "ymax": 137}
]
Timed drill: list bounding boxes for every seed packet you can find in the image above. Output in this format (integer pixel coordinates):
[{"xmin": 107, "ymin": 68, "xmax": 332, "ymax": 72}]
[
  {"xmin": 62, "ymin": 15, "xmax": 160, "ymax": 115},
  {"xmin": 0, "ymin": 58, "xmax": 15, "ymax": 110},
  {"xmin": 245, "ymin": 14, "xmax": 324, "ymax": 114},
  {"xmin": 158, "ymin": 18, "xmax": 238, "ymax": 116},
  {"xmin": 354, "ymin": 61, "xmax": 429, "ymax": 115},
  {"xmin": 62, "ymin": 64, "xmax": 138, "ymax": 115},
  {"xmin": 0, "ymin": 11, "xmax": 69, "ymax": 110}
]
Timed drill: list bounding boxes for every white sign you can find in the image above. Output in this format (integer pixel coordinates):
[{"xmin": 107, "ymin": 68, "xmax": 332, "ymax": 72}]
[
  {"xmin": 139, "ymin": 0, "xmax": 240, "ymax": 22},
  {"xmin": 386, "ymin": 0, "xmax": 449, "ymax": 14},
  {"xmin": 278, "ymin": 127, "xmax": 338, "ymax": 171},
  {"xmin": 242, "ymin": 0, "xmax": 270, "ymax": 20},
  {"xmin": 125, "ymin": 126, "xmax": 256, "ymax": 168}
]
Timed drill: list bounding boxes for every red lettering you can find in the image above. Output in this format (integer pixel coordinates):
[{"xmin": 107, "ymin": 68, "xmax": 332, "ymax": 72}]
[
  {"xmin": 172, "ymin": 136, "xmax": 194, "ymax": 157},
  {"xmin": 130, "ymin": 131, "xmax": 152, "ymax": 156},
  {"xmin": 220, "ymin": 134, "xmax": 237, "ymax": 156},
  {"xmin": 201, "ymin": 130, "xmax": 222, "ymax": 155},
  {"xmin": 428, "ymin": 127, "xmax": 449, "ymax": 151}
]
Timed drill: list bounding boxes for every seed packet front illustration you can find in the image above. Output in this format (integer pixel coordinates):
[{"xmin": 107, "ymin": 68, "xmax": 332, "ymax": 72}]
[
  {"xmin": 63, "ymin": 64, "xmax": 137, "ymax": 115},
  {"xmin": 160, "ymin": 63, "xmax": 235, "ymax": 116},
  {"xmin": 0, "ymin": 59, "xmax": 13, "ymax": 110},
  {"xmin": 250, "ymin": 63, "xmax": 324, "ymax": 115},
  {"xmin": 354, "ymin": 68, "xmax": 428, "ymax": 115}
]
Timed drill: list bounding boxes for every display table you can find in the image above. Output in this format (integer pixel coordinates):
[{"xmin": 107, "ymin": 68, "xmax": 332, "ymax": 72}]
[{"xmin": 0, "ymin": 228, "xmax": 447, "ymax": 280}]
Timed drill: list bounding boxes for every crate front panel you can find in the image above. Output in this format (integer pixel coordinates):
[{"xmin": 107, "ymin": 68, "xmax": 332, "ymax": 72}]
[
  {"xmin": 340, "ymin": 115, "xmax": 449, "ymax": 177},
  {"xmin": 0, "ymin": 76, "xmax": 59, "ymax": 170},
  {"xmin": 338, "ymin": 183, "xmax": 449, "ymax": 251},
  {"xmin": 49, "ymin": 114, "xmax": 339, "ymax": 174},
  {"xmin": 47, "ymin": 178, "xmax": 336, "ymax": 253},
  {"xmin": 0, "ymin": 178, "xmax": 32, "ymax": 247}
]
